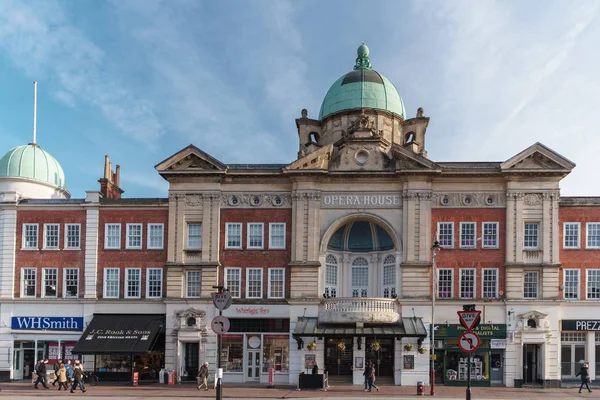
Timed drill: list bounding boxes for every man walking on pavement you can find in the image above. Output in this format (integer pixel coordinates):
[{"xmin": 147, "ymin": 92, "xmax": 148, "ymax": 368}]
[
  {"xmin": 197, "ymin": 362, "xmax": 209, "ymax": 391},
  {"xmin": 34, "ymin": 359, "xmax": 50, "ymax": 389}
]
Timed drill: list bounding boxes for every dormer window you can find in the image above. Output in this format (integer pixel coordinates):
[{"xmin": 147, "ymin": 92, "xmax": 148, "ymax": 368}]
[
  {"xmin": 405, "ymin": 132, "xmax": 415, "ymax": 144},
  {"xmin": 527, "ymin": 319, "xmax": 537, "ymax": 328},
  {"xmin": 308, "ymin": 132, "xmax": 320, "ymax": 145}
]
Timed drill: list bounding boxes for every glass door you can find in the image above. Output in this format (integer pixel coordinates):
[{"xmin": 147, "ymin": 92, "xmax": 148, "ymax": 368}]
[
  {"xmin": 13, "ymin": 348, "xmax": 23, "ymax": 380},
  {"xmin": 246, "ymin": 350, "xmax": 260, "ymax": 381},
  {"xmin": 184, "ymin": 342, "xmax": 199, "ymax": 381},
  {"xmin": 561, "ymin": 344, "xmax": 586, "ymax": 379}
]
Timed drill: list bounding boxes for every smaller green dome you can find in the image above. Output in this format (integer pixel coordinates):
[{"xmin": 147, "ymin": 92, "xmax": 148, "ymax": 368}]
[
  {"xmin": 357, "ymin": 42, "xmax": 369, "ymax": 57},
  {"xmin": 0, "ymin": 144, "xmax": 66, "ymax": 189}
]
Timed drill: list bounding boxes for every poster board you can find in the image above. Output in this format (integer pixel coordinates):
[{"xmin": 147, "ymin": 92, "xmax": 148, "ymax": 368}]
[
  {"xmin": 304, "ymin": 354, "xmax": 316, "ymax": 369},
  {"xmin": 403, "ymin": 355, "xmax": 414, "ymax": 370}
]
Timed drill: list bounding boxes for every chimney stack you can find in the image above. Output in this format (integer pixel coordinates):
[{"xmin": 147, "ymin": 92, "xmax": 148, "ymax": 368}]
[{"xmin": 99, "ymin": 155, "xmax": 124, "ymax": 199}]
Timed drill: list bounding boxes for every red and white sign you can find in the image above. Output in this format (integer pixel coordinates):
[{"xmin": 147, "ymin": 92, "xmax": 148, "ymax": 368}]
[
  {"xmin": 211, "ymin": 316, "xmax": 230, "ymax": 334},
  {"xmin": 212, "ymin": 292, "xmax": 232, "ymax": 311},
  {"xmin": 458, "ymin": 331, "xmax": 481, "ymax": 353},
  {"xmin": 457, "ymin": 310, "xmax": 481, "ymax": 331},
  {"xmin": 48, "ymin": 343, "xmax": 79, "ymax": 361}
]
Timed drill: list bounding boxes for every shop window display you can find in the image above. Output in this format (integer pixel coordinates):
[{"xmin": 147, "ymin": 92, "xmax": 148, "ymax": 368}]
[
  {"xmin": 262, "ymin": 335, "xmax": 289, "ymax": 373},
  {"xmin": 445, "ymin": 352, "xmax": 489, "ymax": 382},
  {"xmin": 221, "ymin": 335, "xmax": 243, "ymax": 372}
]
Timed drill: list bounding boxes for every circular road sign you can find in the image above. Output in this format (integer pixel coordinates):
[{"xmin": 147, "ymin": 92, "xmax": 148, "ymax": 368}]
[
  {"xmin": 458, "ymin": 331, "xmax": 481, "ymax": 353},
  {"xmin": 211, "ymin": 316, "xmax": 230, "ymax": 335}
]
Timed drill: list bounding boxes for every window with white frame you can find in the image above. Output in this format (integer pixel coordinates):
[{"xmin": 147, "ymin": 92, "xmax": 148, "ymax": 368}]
[
  {"xmin": 269, "ymin": 223, "xmax": 286, "ymax": 249},
  {"xmin": 563, "ymin": 223, "xmax": 580, "ymax": 249},
  {"xmin": 460, "ymin": 269, "xmax": 475, "ymax": 299},
  {"xmin": 105, "ymin": 224, "xmax": 121, "ymax": 249},
  {"xmin": 587, "ymin": 269, "xmax": 600, "ymax": 300},
  {"xmin": 587, "ymin": 223, "xmax": 600, "ymax": 249},
  {"xmin": 44, "ymin": 224, "xmax": 60, "ymax": 249},
  {"xmin": 524, "ymin": 223, "xmax": 539, "ymax": 248},
  {"xmin": 23, "ymin": 224, "xmax": 38, "ymax": 249},
  {"xmin": 64, "ymin": 268, "xmax": 79, "ymax": 298},
  {"xmin": 126, "ymin": 224, "xmax": 143, "ymax": 249},
  {"xmin": 146, "ymin": 268, "xmax": 163, "ymax": 298},
  {"xmin": 268, "ymin": 268, "xmax": 285, "ymax": 299},
  {"xmin": 438, "ymin": 222, "xmax": 454, "ymax": 248},
  {"xmin": 125, "ymin": 268, "xmax": 141, "ymax": 298},
  {"xmin": 247, "ymin": 268, "xmax": 263, "ymax": 298},
  {"xmin": 148, "ymin": 224, "xmax": 164, "ymax": 249},
  {"xmin": 247, "ymin": 223, "xmax": 264, "ymax": 249},
  {"xmin": 482, "ymin": 268, "xmax": 498, "ymax": 299},
  {"xmin": 225, "ymin": 223, "xmax": 242, "ymax": 249},
  {"xmin": 524, "ymin": 271, "xmax": 539, "ymax": 299},
  {"xmin": 438, "ymin": 269, "xmax": 453, "ymax": 299},
  {"xmin": 564, "ymin": 269, "xmax": 579, "ymax": 299},
  {"xmin": 225, "ymin": 268, "xmax": 241, "ymax": 298},
  {"xmin": 43, "ymin": 268, "xmax": 58, "ymax": 297},
  {"xmin": 22, "ymin": 268, "xmax": 36, "ymax": 297},
  {"xmin": 187, "ymin": 223, "xmax": 202, "ymax": 249},
  {"xmin": 460, "ymin": 222, "xmax": 476, "ymax": 248},
  {"xmin": 351, "ymin": 257, "xmax": 369, "ymax": 298},
  {"xmin": 382, "ymin": 254, "xmax": 396, "ymax": 298},
  {"xmin": 103, "ymin": 268, "xmax": 120, "ymax": 298},
  {"xmin": 186, "ymin": 270, "xmax": 201, "ymax": 298},
  {"xmin": 65, "ymin": 224, "xmax": 81, "ymax": 249},
  {"xmin": 482, "ymin": 222, "xmax": 499, "ymax": 248},
  {"xmin": 325, "ymin": 254, "xmax": 338, "ymax": 298}
]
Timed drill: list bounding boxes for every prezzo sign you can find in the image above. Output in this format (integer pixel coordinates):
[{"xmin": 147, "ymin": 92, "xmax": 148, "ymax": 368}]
[
  {"xmin": 322, "ymin": 193, "xmax": 401, "ymax": 208},
  {"xmin": 562, "ymin": 320, "xmax": 600, "ymax": 331},
  {"xmin": 12, "ymin": 317, "xmax": 84, "ymax": 331}
]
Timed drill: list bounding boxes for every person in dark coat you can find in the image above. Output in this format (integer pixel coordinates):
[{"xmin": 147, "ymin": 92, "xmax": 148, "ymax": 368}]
[
  {"xmin": 34, "ymin": 359, "xmax": 49, "ymax": 389},
  {"xmin": 197, "ymin": 362, "xmax": 209, "ymax": 391},
  {"xmin": 52, "ymin": 359, "xmax": 62, "ymax": 386},
  {"xmin": 363, "ymin": 362, "xmax": 370, "ymax": 391},
  {"xmin": 311, "ymin": 363, "xmax": 319, "ymax": 375},
  {"xmin": 70, "ymin": 363, "xmax": 86, "ymax": 393},
  {"xmin": 366, "ymin": 362, "xmax": 379, "ymax": 392},
  {"xmin": 576, "ymin": 362, "xmax": 592, "ymax": 393}
]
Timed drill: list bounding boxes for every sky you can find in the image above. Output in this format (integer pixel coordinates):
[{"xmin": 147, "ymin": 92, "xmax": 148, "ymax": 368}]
[{"xmin": 0, "ymin": 0, "xmax": 599, "ymax": 198}]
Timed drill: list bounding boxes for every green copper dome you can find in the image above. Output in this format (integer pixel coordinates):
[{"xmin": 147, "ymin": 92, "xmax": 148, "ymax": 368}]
[
  {"xmin": 0, "ymin": 144, "xmax": 66, "ymax": 189},
  {"xmin": 319, "ymin": 43, "xmax": 406, "ymax": 120}
]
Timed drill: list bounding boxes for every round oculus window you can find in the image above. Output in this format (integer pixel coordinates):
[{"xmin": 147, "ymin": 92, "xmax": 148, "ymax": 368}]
[{"xmin": 355, "ymin": 150, "xmax": 369, "ymax": 165}]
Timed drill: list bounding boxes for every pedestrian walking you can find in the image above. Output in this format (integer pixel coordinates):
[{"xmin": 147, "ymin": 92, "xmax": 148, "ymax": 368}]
[
  {"xmin": 197, "ymin": 362, "xmax": 209, "ymax": 391},
  {"xmin": 363, "ymin": 361, "xmax": 370, "ymax": 391},
  {"xmin": 367, "ymin": 362, "xmax": 378, "ymax": 392},
  {"xmin": 70, "ymin": 361, "xmax": 86, "ymax": 393},
  {"xmin": 52, "ymin": 359, "xmax": 62, "ymax": 386},
  {"xmin": 576, "ymin": 362, "xmax": 592, "ymax": 393},
  {"xmin": 56, "ymin": 363, "xmax": 69, "ymax": 391},
  {"xmin": 65, "ymin": 360, "xmax": 74, "ymax": 382},
  {"xmin": 33, "ymin": 359, "xmax": 50, "ymax": 389}
]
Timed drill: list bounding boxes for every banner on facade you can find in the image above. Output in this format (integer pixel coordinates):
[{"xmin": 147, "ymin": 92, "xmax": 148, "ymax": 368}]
[
  {"xmin": 434, "ymin": 324, "xmax": 506, "ymax": 339},
  {"xmin": 11, "ymin": 317, "xmax": 84, "ymax": 331}
]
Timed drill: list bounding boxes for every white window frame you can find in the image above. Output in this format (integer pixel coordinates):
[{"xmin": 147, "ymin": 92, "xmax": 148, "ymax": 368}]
[
  {"xmin": 482, "ymin": 268, "xmax": 498, "ymax": 299},
  {"xmin": 63, "ymin": 268, "xmax": 79, "ymax": 298},
  {"xmin": 21, "ymin": 268, "xmax": 36, "ymax": 298},
  {"xmin": 268, "ymin": 223, "xmax": 286, "ymax": 250},
  {"xmin": 225, "ymin": 223, "xmax": 242, "ymax": 249},
  {"xmin": 43, "ymin": 224, "xmax": 60, "ymax": 250},
  {"xmin": 268, "ymin": 268, "xmax": 285, "ymax": 299},
  {"xmin": 524, "ymin": 222, "xmax": 540, "ymax": 249},
  {"xmin": 563, "ymin": 222, "xmax": 580, "ymax": 249},
  {"xmin": 103, "ymin": 268, "xmax": 120, "ymax": 298},
  {"xmin": 351, "ymin": 257, "xmax": 369, "ymax": 298},
  {"xmin": 147, "ymin": 224, "xmax": 164, "ymax": 250},
  {"xmin": 187, "ymin": 223, "xmax": 202, "ymax": 249},
  {"xmin": 325, "ymin": 254, "xmax": 338, "ymax": 298},
  {"xmin": 225, "ymin": 267, "xmax": 241, "ymax": 298},
  {"xmin": 186, "ymin": 270, "xmax": 201, "ymax": 298},
  {"xmin": 42, "ymin": 268, "xmax": 58, "ymax": 298},
  {"xmin": 459, "ymin": 268, "xmax": 476, "ymax": 299},
  {"xmin": 382, "ymin": 254, "xmax": 396, "ymax": 299},
  {"xmin": 482, "ymin": 222, "xmax": 499, "ymax": 249},
  {"xmin": 104, "ymin": 223, "xmax": 121, "ymax": 249},
  {"xmin": 146, "ymin": 268, "xmax": 163, "ymax": 299},
  {"xmin": 437, "ymin": 268, "xmax": 453, "ymax": 299},
  {"xmin": 246, "ymin": 268, "xmax": 263, "ymax": 299},
  {"xmin": 586, "ymin": 223, "xmax": 600, "ymax": 249},
  {"xmin": 124, "ymin": 268, "xmax": 141, "ymax": 298},
  {"xmin": 247, "ymin": 223, "xmax": 264, "ymax": 249},
  {"xmin": 524, "ymin": 271, "xmax": 539, "ymax": 299},
  {"xmin": 126, "ymin": 223, "xmax": 143, "ymax": 250},
  {"xmin": 586, "ymin": 269, "xmax": 600, "ymax": 300},
  {"xmin": 437, "ymin": 222, "xmax": 454, "ymax": 248},
  {"xmin": 460, "ymin": 222, "xmax": 476, "ymax": 249},
  {"xmin": 22, "ymin": 223, "xmax": 39, "ymax": 249},
  {"xmin": 65, "ymin": 224, "xmax": 81, "ymax": 250},
  {"xmin": 564, "ymin": 269, "xmax": 580, "ymax": 300}
]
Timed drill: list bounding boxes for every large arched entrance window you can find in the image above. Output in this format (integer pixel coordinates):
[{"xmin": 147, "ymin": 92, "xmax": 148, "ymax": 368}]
[{"xmin": 351, "ymin": 257, "xmax": 369, "ymax": 297}]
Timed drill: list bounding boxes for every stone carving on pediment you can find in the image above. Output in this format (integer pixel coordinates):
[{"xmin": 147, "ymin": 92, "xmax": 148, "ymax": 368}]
[
  {"xmin": 348, "ymin": 114, "xmax": 377, "ymax": 136},
  {"xmin": 185, "ymin": 194, "xmax": 202, "ymax": 207},
  {"xmin": 523, "ymin": 193, "xmax": 542, "ymax": 206},
  {"xmin": 333, "ymin": 118, "xmax": 341, "ymax": 127},
  {"xmin": 220, "ymin": 193, "xmax": 291, "ymax": 208},
  {"xmin": 431, "ymin": 192, "xmax": 505, "ymax": 207}
]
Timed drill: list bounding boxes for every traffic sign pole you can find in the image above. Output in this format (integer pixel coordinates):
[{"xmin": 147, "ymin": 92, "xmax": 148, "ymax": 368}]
[{"xmin": 212, "ymin": 286, "xmax": 230, "ymax": 400}]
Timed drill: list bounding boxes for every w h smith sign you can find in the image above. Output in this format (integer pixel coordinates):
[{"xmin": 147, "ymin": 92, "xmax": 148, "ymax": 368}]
[{"xmin": 11, "ymin": 317, "xmax": 84, "ymax": 331}]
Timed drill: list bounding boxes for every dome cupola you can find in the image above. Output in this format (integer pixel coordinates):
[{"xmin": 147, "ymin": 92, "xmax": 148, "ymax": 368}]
[{"xmin": 0, "ymin": 144, "xmax": 67, "ymax": 190}]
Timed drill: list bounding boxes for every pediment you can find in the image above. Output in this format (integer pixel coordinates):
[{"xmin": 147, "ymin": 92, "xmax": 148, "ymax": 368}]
[
  {"xmin": 155, "ymin": 145, "xmax": 227, "ymax": 173},
  {"xmin": 284, "ymin": 144, "xmax": 333, "ymax": 171},
  {"xmin": 501, "ymin": 142, "xmax": 575, "ymax": 172},
  {"xmin": 391, "ymin": 144, "xmax": 440, "ymax": 171}
]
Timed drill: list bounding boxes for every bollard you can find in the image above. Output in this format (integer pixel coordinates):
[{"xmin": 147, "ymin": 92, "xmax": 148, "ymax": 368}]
[{"xmin": 417, "ymin": 380, "xmax": 425, "ymax": 396}]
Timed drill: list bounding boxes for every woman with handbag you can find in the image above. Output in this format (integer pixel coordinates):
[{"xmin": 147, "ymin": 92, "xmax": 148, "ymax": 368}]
[{"xmin": 576, "ymin": 362, "xmax": 592, "ymax": 393}]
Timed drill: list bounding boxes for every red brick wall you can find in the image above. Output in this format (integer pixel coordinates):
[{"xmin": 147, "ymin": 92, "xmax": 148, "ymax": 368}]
[
  {"xmin": 97, "ymin": 208, "xmax": 168, "ymax": 298},
  {"xmin": 15, "ymin": 209, "xmax": 86, "ymax": 297},
  {"xmin": 219, "ymin": 208, "xmax": 292, "ymax": 298},
  {"xmin": 432, "ymin": 208, "xmax": 506, "ymax": 299},
  {"xmin": 559, "ymin": 206, "xmax": 600, "ymax": 299}
]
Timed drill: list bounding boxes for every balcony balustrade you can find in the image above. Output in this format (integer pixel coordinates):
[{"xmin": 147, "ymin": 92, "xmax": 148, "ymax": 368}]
[{"xmin": 318, "ymin": 297, "xmax": 400, "ymax": 324}]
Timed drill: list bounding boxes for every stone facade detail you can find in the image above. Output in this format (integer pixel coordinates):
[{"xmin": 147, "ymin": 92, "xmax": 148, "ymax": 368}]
[{"xmin": 432, "ymin": 192, "xmax": 505, "ymax": 208}]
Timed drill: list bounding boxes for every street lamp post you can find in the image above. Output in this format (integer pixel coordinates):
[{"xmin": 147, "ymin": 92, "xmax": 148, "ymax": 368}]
[{"xmin": 430, "ymin": 241, "xmax": 441, "ymax": 396}]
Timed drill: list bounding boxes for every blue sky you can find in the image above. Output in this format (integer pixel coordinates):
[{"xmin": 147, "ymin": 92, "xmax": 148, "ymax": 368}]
[{"xmin": 1, "ymin": 0, "xmax": 599, "ymax": 198}]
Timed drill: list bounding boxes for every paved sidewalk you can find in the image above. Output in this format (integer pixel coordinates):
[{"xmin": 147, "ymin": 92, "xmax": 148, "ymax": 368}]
[{"xmin": 0, "ymin": 381, "xmax": 597, "ymax": 399}]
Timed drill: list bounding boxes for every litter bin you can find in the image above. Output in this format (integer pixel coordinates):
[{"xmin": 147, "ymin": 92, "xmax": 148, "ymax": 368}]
[{"xmin": 417, "ymin": 381, "xmax": 424, "ymax": 395}]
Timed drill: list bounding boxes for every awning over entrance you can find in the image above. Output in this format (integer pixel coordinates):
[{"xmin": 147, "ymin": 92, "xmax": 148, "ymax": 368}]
[
  {"xmin": 292, "ymin": 317, "xmax": 427, "ymax": 339},
  {"xmin": 72, "ymin": 314, "xmax": 164, "ymax": 354}
]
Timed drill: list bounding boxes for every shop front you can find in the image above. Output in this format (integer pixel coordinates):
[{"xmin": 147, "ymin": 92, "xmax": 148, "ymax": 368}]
[
  {"xmin": 72, "ymin": 314, "xmax": 165, "ymax": 383},
  {"xmin": 560, "ymin": 319, "xmax": 600, "ymax": 381},
  {"xmin": 433, "ymin": 324, "xmax": 507, "ymax": 387}
]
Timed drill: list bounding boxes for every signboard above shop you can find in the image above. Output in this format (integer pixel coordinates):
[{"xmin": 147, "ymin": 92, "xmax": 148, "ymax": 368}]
[
  {"xmin": 11, "ymin": 317, "xmax": 84, "ymax": 331},
  {"xmin": 562, "ymin": 320, "xmax": 600, "ymax": 331},
  {"xmin": 434, "ymin": 324, "xmax": 506, "ymax": 339}
]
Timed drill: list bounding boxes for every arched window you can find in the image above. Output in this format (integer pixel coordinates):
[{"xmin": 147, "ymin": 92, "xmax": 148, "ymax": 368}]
[
  {"xmin": 527, "ymin": 319, "xmax": 537, "ymax": 328},
  {"xmin": 405, "ymin": 132, "xmax": 415, "ymax": 144},
  {"xmin": 309, "ymin": 132, "xmax": 320, "ymax": 145},
  {"xmin": 352, "ymin": 257, "xmax": 369, "ymax": 298},
  {"xmin": 325, "ymin": 254, "xmax": 338, "ymax": 298},
  {"xmin": 187, "ymin": 317, "xmax": 196, "ymax": 327},
  {"xmin": 382, "ymin": 254, "xmax": 396, "ymax": 298}
]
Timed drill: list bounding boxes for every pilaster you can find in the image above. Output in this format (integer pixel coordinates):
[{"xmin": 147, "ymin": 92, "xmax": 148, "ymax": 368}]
[
  {"xmin": 0, "ymin": 204, "xmax": 17, "ymax": 298},
  {"xmin": 83, "ymin": 192, "xmax": 100, "ymax": 299}
]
